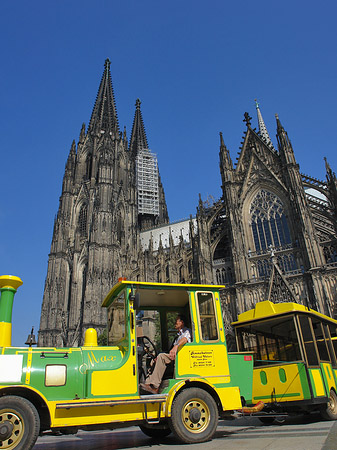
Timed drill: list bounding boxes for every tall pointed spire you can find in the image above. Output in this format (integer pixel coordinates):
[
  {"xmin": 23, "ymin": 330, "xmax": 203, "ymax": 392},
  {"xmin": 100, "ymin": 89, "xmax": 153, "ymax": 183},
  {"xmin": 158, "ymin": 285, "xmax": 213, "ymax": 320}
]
[
  {"xmin": 88, "ymin": 58, "xmax": 119, "ymax": 135},
  {"xmin": 255, "ymin": 99, "xmax": 273, "ymax": 147},
  {"xmin": 129, "ymin": 99, "xmax": 149, "ymax": 153}
]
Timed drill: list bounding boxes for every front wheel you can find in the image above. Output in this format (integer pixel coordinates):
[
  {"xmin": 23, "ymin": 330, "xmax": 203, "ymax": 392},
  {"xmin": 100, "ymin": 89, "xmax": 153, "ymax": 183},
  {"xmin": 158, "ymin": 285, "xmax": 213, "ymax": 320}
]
[
  {"xmin": 0, "ymin": 395, "xmax": 40, "ymax": 450},
  {"xmin": 169, "ymin": 387, "xmax": 218, "ymax": 443},
  {"xmin": 321, "ymin": 390, "xmax": 337, "ymax": 420}
]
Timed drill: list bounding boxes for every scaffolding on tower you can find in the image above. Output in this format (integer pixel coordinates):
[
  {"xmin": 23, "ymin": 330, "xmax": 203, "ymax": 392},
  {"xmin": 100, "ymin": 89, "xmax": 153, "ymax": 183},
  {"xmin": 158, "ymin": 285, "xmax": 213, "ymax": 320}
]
[{"xmin": 136, "ymin": 149, "xmax": 159, "ymax": 216}]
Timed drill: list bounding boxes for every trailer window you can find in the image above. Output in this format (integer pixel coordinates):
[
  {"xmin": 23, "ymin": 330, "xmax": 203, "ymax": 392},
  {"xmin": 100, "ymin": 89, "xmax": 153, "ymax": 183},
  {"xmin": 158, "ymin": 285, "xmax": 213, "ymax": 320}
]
[
  {"xmin": 328, "ymin": 324, "xmax": 337, "ymax": 368},
  {"xmin": 236, "ymin": 316, "xmax": 301, "ymax": 366},
  {"xmin": 108, "ymin": 290, "xmax": 127, "ymax": 346},
  {"xmin": 197, "ymin": 292, "xmax": 219, "ymax": 341},
  {"xmin": 298, "ymin": 316, "xmax": 319, "ymax": 367},
  {"xmin": 311, "ymin": 318, "xmax": 330, "ymax": 363},
  {"xmin": 323, "ymin": 323, "xmax": 337, "ymax": 367}
]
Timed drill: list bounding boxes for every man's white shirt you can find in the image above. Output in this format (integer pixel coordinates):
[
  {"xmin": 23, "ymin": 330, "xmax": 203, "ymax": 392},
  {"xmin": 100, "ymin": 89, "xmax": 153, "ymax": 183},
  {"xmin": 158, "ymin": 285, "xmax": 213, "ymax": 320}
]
[{"xmin": 173, "ymin": 327, "xmax": 191, "ymax": 346}]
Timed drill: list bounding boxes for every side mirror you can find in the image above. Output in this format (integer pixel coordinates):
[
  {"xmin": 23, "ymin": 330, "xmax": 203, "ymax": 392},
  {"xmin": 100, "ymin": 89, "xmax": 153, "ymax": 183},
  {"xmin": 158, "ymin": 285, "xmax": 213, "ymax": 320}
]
[
  {"xmin": 129, "ymin": 289, "xmax": 140, "ymax": 310},
  {"xmin": 134, "ymin": 293, "xmax": 140, "ymax": 310}
]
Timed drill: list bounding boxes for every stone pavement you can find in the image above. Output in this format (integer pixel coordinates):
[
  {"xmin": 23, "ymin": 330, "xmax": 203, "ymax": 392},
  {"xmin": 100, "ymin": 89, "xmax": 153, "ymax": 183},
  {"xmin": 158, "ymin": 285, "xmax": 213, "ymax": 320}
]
[
  {"xmin": 34, "ymin": 415, "xmax": 337, "ymax": 450},
  {"xmin": 323, "ymin": 421, "xmax": 337, "ymax": 450}
]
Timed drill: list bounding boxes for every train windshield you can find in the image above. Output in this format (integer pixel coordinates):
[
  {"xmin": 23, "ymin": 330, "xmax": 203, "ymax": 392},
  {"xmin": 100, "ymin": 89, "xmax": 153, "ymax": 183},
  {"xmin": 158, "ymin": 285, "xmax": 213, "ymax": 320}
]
[{"xmin": 107, "ymin": 289, "xmax": 129, "ymax": 348}]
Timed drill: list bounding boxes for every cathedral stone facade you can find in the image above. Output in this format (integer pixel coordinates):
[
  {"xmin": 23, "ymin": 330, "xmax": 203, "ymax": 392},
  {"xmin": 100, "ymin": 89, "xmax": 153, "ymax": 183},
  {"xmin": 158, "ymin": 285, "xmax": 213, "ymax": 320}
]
[{"xmin": 38, "ymin": 60, "xmax": 337, "ymax": 347}]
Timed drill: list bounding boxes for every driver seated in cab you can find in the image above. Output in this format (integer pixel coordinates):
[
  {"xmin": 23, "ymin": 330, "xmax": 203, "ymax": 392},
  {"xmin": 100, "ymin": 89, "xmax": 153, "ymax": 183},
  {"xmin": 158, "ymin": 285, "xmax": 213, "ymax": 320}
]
[{"xmin": 140, "ymin": 314, "xmax": 191, "ymax": 394}]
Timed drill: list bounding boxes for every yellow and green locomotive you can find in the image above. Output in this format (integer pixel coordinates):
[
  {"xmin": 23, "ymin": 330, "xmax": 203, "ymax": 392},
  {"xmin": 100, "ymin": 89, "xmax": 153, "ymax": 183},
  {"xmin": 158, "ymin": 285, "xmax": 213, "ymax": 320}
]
[{"xmin": 0, "ymin": 275, "xmax": 253, "ymax": 449}]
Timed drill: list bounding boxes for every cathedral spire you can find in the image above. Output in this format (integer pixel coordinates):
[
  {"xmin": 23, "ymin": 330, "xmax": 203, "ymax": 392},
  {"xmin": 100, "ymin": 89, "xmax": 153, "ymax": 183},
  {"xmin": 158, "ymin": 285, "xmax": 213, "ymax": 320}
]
[
  {"xmin": 255, "ymin": 99, "xmax": 273, "ymax": 147},
  {"xmin": 129, "ymin": 99, "xmax": 149, "ymax": 153},
  {"xmin": 88, "ymin": 58, "xmax": 119, "ymax": 135}
]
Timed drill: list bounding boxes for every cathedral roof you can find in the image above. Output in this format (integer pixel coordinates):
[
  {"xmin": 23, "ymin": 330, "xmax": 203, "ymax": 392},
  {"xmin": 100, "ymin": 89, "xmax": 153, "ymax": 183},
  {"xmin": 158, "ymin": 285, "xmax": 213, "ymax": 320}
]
[
  {"xmin": 88, "ymin": 58, "xmax": 119, "ymax": 135},
  {"xmin": 129, "ymin": 98, "xmax": 149, "ymax": 152},
  {"xmin": 140, "ymin": 218, "xmax": 197, "ymax": 251}
]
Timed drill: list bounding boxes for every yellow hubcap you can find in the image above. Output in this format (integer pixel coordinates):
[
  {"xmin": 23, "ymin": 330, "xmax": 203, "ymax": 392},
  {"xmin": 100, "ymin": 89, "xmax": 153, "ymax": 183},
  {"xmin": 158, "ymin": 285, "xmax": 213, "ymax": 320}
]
[
  {"xmin": 0, "ymin": 410, "xmax": 24, "ymax": 449},
  {"xmin": 181, "ymin": 398, "xmax": 210, "ymax": 433}
]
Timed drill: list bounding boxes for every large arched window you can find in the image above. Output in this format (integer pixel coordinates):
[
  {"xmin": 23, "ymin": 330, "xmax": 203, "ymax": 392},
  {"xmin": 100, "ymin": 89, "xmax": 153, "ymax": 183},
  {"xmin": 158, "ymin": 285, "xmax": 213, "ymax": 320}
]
[
  {"xmin": 78, "ymin": 204, "xmax": 88, "ymax": 237},
  {"xmin": 250, "ymin": 190, "xmax": 291, "ymax": 251}
]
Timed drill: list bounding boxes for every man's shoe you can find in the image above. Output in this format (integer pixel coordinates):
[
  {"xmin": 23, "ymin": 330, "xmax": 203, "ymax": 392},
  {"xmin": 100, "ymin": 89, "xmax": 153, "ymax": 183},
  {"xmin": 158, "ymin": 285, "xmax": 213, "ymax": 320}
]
[{"xmin": 140, "ymin": 383, "xmax": 159, "ymax": 394}]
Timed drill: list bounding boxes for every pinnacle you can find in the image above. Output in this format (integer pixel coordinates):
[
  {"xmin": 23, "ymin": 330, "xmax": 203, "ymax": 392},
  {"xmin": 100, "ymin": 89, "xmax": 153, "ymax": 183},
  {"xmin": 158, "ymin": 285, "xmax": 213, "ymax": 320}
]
[
  {"xmin": 129, "ymin": 98, "xmax": 149, "ymax": 152},
  {"xmin": 255, "ymin": 99, "xmax": 274, "ymax": 148},
  {"xmin": 219, "ymin": 132, "xmax": 225, "ymax": 148},
  {"xmin": 275, "ymin": 113, "xmax": 283, "ymax": 130},
  {"xmin": 88, "ymin": 59, "xmax": 119, "ymax": 135}
]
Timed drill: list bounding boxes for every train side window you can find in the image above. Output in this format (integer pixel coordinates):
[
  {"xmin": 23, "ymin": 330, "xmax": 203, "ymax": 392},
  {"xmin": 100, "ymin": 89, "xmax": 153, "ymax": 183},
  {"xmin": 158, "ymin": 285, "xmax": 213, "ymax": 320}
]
[
  {"xmin": 328, "ymin": 324, "xmax": 337, "ymax": 368},
  {"xmin": 197, "ymin": 292, "xmax": 219, "ymax": 341},
  {"xmin": 236, "ymin": 329, "xmax": 259, "ymax": 356},
  {"xmin": 235, "ymin": 316, "xmax": 301, "ymax": 366},
  {"xmin": 298, "ymin": 316, "xmax": 319, "ymax": 367},
  {"xmin": 311, "ymin": 318, "xmax": 331, "ymax": 363},
  {"xmin": 323, "ymin": 323, "xmax": 337, "ymax": 368}
]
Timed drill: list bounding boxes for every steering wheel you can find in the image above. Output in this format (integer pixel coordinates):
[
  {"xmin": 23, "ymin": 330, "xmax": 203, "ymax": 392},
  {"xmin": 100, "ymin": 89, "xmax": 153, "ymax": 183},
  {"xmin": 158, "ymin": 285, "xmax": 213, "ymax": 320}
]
[
  {"xmin": 138, "ymin": 335, "xmax": 158, "ymax": 360},
  {"xmin": 137, "ymin": 336, "xmax": 158, "ymax": 382}
]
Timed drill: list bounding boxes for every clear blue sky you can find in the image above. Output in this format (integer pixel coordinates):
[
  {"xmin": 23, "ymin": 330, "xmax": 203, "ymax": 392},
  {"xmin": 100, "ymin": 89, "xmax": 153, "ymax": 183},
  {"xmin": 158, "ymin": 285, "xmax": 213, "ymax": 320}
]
[{"xmin": 1, "ymin": 1, "xmax": 336, "ymax": 346}]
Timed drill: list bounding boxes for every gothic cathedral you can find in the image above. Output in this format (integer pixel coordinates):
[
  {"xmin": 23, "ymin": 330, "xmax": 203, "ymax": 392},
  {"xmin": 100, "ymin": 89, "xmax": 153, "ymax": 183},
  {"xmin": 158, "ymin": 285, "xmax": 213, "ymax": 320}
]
[{"xmin": 38, "ymin": 60, "xmax": 337, "ymax": 346}]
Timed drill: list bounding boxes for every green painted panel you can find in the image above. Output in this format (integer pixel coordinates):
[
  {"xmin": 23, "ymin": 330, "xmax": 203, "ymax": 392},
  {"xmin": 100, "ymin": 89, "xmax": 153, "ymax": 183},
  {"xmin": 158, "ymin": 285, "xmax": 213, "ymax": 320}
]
[
  {"xmin": 227, "ymin": 353, "xmax": 253, "ymax": 401},
  {"xmin": 279, "ymin": 368, "xmax": 287, "ymax": 383},
  {"xmin": 297, "ymin": 363, "xmax": 311, "ymax": 399},
  {"xmin": 29, "ymin": 348, "xmax": 84, "ymax": 401},
  {"xmin": 260, "ymin": 370, "xmax": 267, "ymax": 385}
]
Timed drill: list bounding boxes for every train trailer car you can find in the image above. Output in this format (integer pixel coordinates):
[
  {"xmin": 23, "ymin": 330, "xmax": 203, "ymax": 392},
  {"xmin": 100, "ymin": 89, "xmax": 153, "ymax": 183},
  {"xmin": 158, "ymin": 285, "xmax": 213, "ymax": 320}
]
[{"xmin": 232, "ymin": 300, "xmax": 337, "ymax": 423}]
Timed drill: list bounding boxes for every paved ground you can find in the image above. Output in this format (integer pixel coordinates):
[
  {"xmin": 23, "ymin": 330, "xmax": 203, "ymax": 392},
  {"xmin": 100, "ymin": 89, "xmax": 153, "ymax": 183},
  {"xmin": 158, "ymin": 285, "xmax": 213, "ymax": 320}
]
[{"xmin": 34, "ymin": 414, "xmax": 337, "ymax": 450}]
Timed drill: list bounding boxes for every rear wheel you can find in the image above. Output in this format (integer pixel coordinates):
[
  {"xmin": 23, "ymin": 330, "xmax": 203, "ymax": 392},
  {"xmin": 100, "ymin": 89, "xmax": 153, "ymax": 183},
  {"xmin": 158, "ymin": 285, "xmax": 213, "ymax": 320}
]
[
  {"xmin": 0, "ymin": 395, "xmax": 40, "ymax": 450},
  {"xmin": 321, "ymin": 390, "xmax": 337, "ymax": 420},
  {"xmin": 169, "ymin": 388, "xmax": 218, "ymax": 443}
]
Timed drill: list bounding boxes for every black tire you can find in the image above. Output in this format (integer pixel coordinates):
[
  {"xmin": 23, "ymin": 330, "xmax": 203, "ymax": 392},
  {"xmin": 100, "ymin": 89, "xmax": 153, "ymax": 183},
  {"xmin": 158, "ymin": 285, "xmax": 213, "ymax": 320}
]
[
  {"xmin": 139, "ymin": 422, "xmax": 172, "ymax": 438},
  {"xmin": 0, "ymin": 395, "xmax": 40, "ymax": 450},
  {"xmin": 320, "ymin": 389, "xmax": 337, "ymax": 420},
  {"xmin": 169, "ymin": 387, "xmax": 218, "ymax": 443}
]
